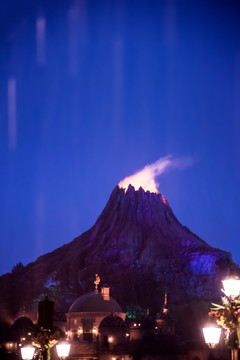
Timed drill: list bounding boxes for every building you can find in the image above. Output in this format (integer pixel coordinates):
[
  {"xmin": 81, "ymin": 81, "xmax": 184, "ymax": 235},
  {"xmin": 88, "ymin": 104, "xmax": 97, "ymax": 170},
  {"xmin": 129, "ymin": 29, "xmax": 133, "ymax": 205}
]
[
  {"xmin": 66, "ymin": 277, "xmax": 131, "ymax": 360},
  {"xmin": 0, "ymin": 276, "xmax": 210, "ymax": 360}
]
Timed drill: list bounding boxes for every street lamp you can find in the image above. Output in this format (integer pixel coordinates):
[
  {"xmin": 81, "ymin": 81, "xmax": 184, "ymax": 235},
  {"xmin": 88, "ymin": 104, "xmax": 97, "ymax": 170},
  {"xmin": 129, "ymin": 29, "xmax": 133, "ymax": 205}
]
[
  {"xmin": 205, "ymin": 275, "xmax": 240, "ymax": 360},
  {"xmin": 56, "ymin": 341, "xmax": 71, "ymax": 360},
  {"xmin": 203, "ymin": 326, "xmax": 221, "ymax": 348},
  {"xmin": 222, "ymin": 276, "xmax": 240, "ymax": 360},
  {"xmin": 20, "ymin": 345, "xmax": 35, "ymax": 360},
  {"xmin": 222, "ymin": 276, "xmax": 240, "ymax": 300}
]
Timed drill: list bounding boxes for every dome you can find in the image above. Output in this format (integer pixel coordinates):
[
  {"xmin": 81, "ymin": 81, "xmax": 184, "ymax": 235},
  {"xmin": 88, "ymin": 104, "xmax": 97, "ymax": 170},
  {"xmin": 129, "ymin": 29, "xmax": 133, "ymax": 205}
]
[
  {"xmin": 11, "ymin": 316, "xmax": 34, "ymax": 340},
  {"xmin": 68, "ymin": 291, "xmax": 123, "ymax": 313},
  {"xmin": 99, "ymin": 314, "xmax": 127, "ymax": 329}
]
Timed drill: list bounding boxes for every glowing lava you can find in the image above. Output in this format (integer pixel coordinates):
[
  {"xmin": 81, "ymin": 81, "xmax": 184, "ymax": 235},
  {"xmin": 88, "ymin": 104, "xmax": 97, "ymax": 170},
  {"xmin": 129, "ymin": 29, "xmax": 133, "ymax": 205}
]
[{"xmin": 119, "ymin": 155, "xmax": 192, "ymax": 194}]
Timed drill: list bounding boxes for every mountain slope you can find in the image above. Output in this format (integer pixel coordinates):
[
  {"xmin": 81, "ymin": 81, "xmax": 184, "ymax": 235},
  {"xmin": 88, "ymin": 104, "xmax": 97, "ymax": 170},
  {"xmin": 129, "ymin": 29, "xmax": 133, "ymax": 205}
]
[{"xmin": 0, "ymin": 185, "xmax": 238, "ymax": 323}]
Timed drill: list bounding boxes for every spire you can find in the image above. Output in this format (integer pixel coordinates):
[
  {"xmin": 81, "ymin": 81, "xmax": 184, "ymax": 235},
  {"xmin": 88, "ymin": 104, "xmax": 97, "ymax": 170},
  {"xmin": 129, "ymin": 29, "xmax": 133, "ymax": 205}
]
[
  {"xmin": 156, "ymin": 293, "xmax": 175, "ymax": 335},
  {"xmin": 94, "ymin": 274, "xmax": 100, "ymax": 293},
  {"xmin": 164, "ymin": 292, "xmax": 167, "ymax": 306},
  {"xmin": 162, "ymin": 292, "xmax": 168, "ymax": 314},
  {"xmin": 156, "ymin": 293, "xmax": 174, "ymax": 320}
]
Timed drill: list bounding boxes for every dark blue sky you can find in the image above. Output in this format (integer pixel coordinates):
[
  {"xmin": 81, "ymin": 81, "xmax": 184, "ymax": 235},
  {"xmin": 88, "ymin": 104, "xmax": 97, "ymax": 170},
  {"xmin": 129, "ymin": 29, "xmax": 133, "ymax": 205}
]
[{"xmin": 1, "ymin": 0, "xmax": 240, "ymax": 275}]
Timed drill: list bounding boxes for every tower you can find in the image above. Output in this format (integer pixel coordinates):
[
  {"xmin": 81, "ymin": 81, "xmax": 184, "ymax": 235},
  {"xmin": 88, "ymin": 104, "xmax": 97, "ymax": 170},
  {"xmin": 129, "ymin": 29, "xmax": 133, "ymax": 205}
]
[{"xmin": 156, "ymin": 293, "xmax": 175, "ymax": 336}]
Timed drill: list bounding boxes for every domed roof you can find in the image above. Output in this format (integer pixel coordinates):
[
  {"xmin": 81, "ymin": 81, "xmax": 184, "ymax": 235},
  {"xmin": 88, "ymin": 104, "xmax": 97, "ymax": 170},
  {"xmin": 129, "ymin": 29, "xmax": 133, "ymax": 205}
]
[
  {"xmin": 68, "ymin": 291, "xmax": 123, "ymax": 313},
  {"xmin": 11, "ymin": 316, "xmax": 34, "ymax": 340},
  {"xmin": 99, "ymin": 314, "xmax": 127, "ymax": 328}
]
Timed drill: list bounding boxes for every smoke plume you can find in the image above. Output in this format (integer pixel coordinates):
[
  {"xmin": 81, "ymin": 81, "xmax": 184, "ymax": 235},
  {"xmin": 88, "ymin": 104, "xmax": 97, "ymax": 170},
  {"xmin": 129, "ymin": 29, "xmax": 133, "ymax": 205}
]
[{"xmin": 118, "ymin": 155, "xmax": 192, "ymax": 193}]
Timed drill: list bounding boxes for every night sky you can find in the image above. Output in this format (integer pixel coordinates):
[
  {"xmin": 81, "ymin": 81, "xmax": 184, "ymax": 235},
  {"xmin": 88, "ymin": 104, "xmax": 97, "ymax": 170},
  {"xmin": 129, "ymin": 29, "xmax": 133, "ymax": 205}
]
[{"xmin": 1, "ymin": 0, "xmax": 240, "ymax": 275}]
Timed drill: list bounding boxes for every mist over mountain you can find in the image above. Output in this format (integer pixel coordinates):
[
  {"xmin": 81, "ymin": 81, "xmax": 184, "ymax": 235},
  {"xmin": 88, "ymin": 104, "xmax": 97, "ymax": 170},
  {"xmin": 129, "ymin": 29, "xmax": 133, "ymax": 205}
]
[{"xmin": 0, "ymin": 184, "xmax": 238, "ymax": 338}]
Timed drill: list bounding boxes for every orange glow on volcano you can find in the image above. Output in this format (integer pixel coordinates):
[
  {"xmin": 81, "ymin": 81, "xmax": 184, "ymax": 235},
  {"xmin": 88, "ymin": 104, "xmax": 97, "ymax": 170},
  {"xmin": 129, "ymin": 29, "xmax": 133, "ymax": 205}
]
[
  {"xmin": 162, "ymin": 195, "xmax": 167, "ymax": 205},
  {"xmin": 118, "ymin": 156, "xmax": 192, "ymax": 193}
]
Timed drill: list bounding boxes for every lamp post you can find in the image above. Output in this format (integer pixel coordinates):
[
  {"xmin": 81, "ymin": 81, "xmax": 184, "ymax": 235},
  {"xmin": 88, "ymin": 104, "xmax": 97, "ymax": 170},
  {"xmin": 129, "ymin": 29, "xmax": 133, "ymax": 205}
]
[
  {"xmin": 222, "ymin": 276, "xmax": 240, "ymax": 360},
  {"xmin": 204, "ymin": 275, "xmax": 240, "ymax": 360},
  {"xmin": 56, "ymin": 341, "xmax": 71, "ymax": 360},
  {"xmin": 222, "ymin": 277, "xmax": 240, "ymax": 301},
  {"xmin": 203, "ymin": 326, "xmax": 221, "ymax": 349},
  {"xmin": 20, "ymin": 345, "xmax": 35, "ymax": 360},
  {"xmin": 20, "ymin": 341, "xmax": 71, "ymax": 360}
]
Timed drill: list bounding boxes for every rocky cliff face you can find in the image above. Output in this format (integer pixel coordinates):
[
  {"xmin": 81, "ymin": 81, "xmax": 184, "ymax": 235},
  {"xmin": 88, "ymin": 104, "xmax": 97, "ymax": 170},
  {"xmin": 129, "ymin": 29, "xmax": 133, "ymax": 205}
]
[{"xmin": 0, "ymin": 185, "xmax": 238, "ymax": 324}]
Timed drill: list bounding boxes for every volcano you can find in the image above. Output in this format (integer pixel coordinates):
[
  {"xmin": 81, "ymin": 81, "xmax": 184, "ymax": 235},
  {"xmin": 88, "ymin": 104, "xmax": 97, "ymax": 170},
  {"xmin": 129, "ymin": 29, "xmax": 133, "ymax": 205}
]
[{"xmin": 0, "ymin": 185, "xmax": 238, "ymax": 327}]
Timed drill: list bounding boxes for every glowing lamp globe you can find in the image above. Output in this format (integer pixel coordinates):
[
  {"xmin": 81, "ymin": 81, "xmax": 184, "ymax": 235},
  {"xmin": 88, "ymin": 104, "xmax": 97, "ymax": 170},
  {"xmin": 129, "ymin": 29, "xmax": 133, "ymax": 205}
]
[
  {"xmin": 203, "ymin": 327, "xmax": 221, "ymax": 348},
  {"xmin": 222, "ymin": 277, "xmax": 240, "ymax": 299},
  {"xmin": 20, "ymin": 345, "xmax": 35, "ymax": 360},
  {"xmin": 56, "ymin": 342, "xmax": 71, "ymax": 358}
]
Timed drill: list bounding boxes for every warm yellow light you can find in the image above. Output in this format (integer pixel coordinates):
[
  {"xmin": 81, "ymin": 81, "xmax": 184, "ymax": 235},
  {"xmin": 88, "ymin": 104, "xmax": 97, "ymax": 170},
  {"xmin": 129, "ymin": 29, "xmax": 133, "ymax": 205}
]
[
  {"xmin": 222, "ymin": 278, "xmax": 240, "ymax": 299},
  {"xmin": 56, "ymin": 342, "xmax": 71, "ymax": 358},
  {"xmin": 108, "ymin": 336, "xmax": 113, "ymax": 343},
  {"xmin": 203, "ymin": 327, "xmax": 221, "ymax": 348},
  {"xmin": 21, "ymin": 345, "xmax": 35, "ymax": 360}
]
